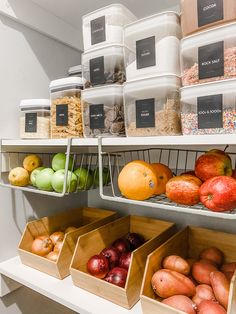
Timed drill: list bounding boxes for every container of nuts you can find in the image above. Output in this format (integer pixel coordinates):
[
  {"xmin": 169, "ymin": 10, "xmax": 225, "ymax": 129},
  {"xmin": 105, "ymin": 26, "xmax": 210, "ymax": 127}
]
[
  {"xmin": 82, "ymin": 85, "xmax": 125, "ymax": 137},
  {"xmin": 50, "ymin": 77, "xmax": 84, "ymax": 139}
]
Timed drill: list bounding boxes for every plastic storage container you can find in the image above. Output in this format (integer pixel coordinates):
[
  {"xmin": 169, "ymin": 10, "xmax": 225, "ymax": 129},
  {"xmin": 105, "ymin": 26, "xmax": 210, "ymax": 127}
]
[
  {"xmin": 50, "ymin": 77, "xmax": 84, "ymax": 139},
  {"xmin": 82, "ymin": 85, "xmax": 125, "ymax": 137},
  {"xmin": 19, "ymin": 99, "xmax": 51, "ymax": 139},
  {"xmin": 82, "ymin": 44, "xmax": 126, "ymax": 88},
  {"xmin": 124, "ymin": 12, "xmax": 181, "ymax": 81},
  {"xmin": 181, "ymin": 78, "xmax": 236, "ymax": 135},
  {"xmin": 181, "ymin": 22, "xmax": 236, "ymax": 87},
  {"xmin": 82, "ymin": 4, "xmax": 136, "ymax": 51},
  {"xmin": 181, "ymin": 0, "xmax": 236, "ymax": 37},
  {"xmin": 124, "ymin": 75, "xmax": 182, "ymax": 137},
  {"xmin": 68, "ymin": 65, "xmax": 82, "ymax": 77}
]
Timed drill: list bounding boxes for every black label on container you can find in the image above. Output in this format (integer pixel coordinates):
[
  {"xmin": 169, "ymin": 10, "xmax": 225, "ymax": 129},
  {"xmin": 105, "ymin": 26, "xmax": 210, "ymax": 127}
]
[
  {"xmin": 90, "ymin": 56, "xmax": 105, "ymax": 85},
  {"xmin": 56, "ymin": 104, "xmax": 68, "ymax": 126},
  {"xmin": 91, "ymin": 16, "xmax": 106, "ymax": 45},
  {"xmin": 25, "ymin": 113, "xmax": 37, "ymax": 133},
  {"xmin": 197, "ymin": 94, "xmax": 223, "ymax": 129},
  {"xmin": 136, "ymin": 36, "xmax": 156, "ymax": 69},
  {"xmin": 198, "ymin": 0, "xmax": 223, "ymax": 27},
  {"xmin": 198, "ymin": 41, "xmax": 224, "ymax": 80},
  {"xmin": 136, "ymin": 98, "xmax": 155, "ymax": 128},
  {"xmin": 90, "ymin": 104, "xmax": 105, "ymax": 129}
]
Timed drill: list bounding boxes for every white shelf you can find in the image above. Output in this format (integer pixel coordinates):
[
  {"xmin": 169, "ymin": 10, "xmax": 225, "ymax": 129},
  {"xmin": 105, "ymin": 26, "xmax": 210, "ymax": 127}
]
[
  {"xmin": 1, "ymin": 138, "xmax": 98, "ymax": 147},
  {"xmin": 0, "ymin": 256, "xmax": 142, "ymax": 314}
]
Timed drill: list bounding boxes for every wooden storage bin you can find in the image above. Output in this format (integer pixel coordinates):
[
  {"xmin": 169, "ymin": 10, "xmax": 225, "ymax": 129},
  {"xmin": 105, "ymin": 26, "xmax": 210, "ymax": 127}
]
[
  {"xmin": 141, "ymin": 226, "xmax": 236, "ymax": 314},
  {"xmin": 70, "ymin": 215, "xmax": 175, "ymax": 309},
  {"xmin": 18, "ymin": 207, "xmax": 117, "ymax": 279}
]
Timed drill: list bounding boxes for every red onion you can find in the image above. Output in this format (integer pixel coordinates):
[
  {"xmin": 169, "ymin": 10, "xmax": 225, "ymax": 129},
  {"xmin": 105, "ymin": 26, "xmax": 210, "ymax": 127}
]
[
  {"xmin": 105, "ymin": 267, "xmax": 128, "ymax": 288},
  {"xmin": 119, "ymin": 252, "xmax": 131, "ymax": 270},
  {"xmin": 112, "ymin": 238, "xmax": 130, "ymax": 254},
  {"xmin": 100, "ymin": 247, "xmax": 120, "ymax": 269},
  {"xmin": 87, "ymin": 255, "xmax": 109, "ymax": 279},
  {"xmin": 126, "ymin": 233, "xmax": 144, "ymax": 250}
]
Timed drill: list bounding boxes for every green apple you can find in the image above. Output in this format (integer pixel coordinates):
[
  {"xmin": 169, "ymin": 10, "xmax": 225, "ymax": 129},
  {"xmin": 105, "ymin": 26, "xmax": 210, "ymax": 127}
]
[
  {"xmin": 30, "ymin": 167, "xmax": 45, "ymax": 187},
  {"xmin": 52, "ymin": 153, "xmax": 73, "ymax": 171},
  {"xmin": 52, "ymin": 170, "xmax": 77, "ymax": 193},
  {"xmin": 93, "ymin": 167, "xmax": 111, "ymax": 187},
  {"xmin": 74, "ymin": 168, "xmax": 93, "ymax": 190},
  {"xmin": 35, "ymin": 168, "xmax": 54, "ymax": 191}
]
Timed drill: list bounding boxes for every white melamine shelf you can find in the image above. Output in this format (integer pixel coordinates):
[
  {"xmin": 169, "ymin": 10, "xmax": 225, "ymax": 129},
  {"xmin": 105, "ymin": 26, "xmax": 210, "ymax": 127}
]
[
  {"xmin": 0, "ymin": 256, "xmax": 142, "ymax": 314},
  {"xmin": 1, "ymin": 138, "xmax": 98, "ymax": 147}
]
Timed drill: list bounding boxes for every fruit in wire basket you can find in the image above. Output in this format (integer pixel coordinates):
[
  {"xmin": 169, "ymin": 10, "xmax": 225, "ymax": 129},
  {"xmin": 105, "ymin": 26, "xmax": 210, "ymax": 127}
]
[
  {"xmin": 93, "ymin": 167, "xmax": 111, "ymax": 187},
  {"xmin": 51, "ymin": 153, "xmax": 73, "ymax": 171},
  {"xmin": 51, "ymin": 170, "xmax": 77, "ymax": 193},
  {"xmin": 35, "ymin": 168, "xmax": 54, "ymax": 191},
  {"xmin": 232, "ymin": 169, "xmax": 236, "ymax": 179},
  {"xmin": 8, "ymin": 167, "xmax": 30, "ymax": 187},
  {"xmin": 23, "ymin": 154, "xmax": 42, "ymax": 172},
  {"xmin": 74, "ymin": 167, "xmax": 93, "ymax": 190},
  {"xmin": 151, "ymin": 163, "xmax": 173, "ymax": 195},
  {"xmin": 30, "ymin": 167, "xmax": 45, "ymax": 186}
]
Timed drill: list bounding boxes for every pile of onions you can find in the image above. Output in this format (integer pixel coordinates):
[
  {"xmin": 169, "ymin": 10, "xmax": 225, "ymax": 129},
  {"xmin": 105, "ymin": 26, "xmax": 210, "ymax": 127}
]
[
  {"xmin": 87, "ymin": 255, "xmax": 109, "ymax": 279},
  {"xmin": 105, "ymin": 267, "xmax": 128, "ymax": 288}
]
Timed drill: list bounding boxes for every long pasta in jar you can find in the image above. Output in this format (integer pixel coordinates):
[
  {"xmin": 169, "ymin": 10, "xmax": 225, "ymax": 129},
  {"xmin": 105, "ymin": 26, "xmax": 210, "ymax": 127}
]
[{"xmin": 50, "ymin": 77, "xmax": 84, "ymax": 138}]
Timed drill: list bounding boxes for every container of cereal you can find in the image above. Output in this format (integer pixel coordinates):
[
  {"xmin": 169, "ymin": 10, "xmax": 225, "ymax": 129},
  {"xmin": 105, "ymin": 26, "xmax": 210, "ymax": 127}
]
[
  {"xmin": 82, "ymin": 44, "xmax": 126, "ymax": 88},
  {"xmin": 19, "ymin": 99, "xmax": 51, "ymax": 139},
  {"xmin": 124, "ymin": 75, "xmax": 182, "ymax": 137},
  {"xmin": 181, "ymin": 0, "xmax": 236, "ymax": 37},
  {"xmin": 181, "ymin": 78, "xmax": 236, "ymax": 135},
  {"xmin": 50, "ymin": 77, "xmax": 83, "ymax": 139},
  {"xmin": 181, "ymin": 22, "xmax": 236, "ymax": 87},
  {"xmin": 124, "ymin": 12, "xmax": 181, "ymax": 81},
  {"xmin": 82, "ymin": 4, "xmax": 136, "ymax": 51},
  {"xmin": 82, "ymin": 85, "xmax": 125, "ymax": 137}
]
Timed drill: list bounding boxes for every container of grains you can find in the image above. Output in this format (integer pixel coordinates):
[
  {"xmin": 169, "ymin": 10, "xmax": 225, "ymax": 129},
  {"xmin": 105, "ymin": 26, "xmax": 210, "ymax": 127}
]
[
  {"xmin": 181, "ymin": 78, "xmax": 236, "ymax": 135},
  {"xmin": 19, "ymin": 99, "xmax": 51, "ymax": 139},
  {"xmin": 181, "ymin": 22, "xmax": 236, "ymax": 87},
  {"xmin": 124, "ymin": 75, "xmax": 182, "ymax": 137},
  {"xmin": 82, "ymin": 85, "xmax": 125, "ymax": 137},
  {"xmin": 82, "ymin": 4, "xmax": 136, "ymax": 51},
  {"xmin": 181, "ymin": 0, "xmax": 236, "ymax": 37},
  {"xmin": 82, "ymin": 44, "xmax": 126, "ymax": 89},
  {"xmin": 124, "ymin": 12, "xmax": 181, "ymax": 81},
  {"xmin": 50, "ymin": 77, "xmax": 83, "ymax": 139}
]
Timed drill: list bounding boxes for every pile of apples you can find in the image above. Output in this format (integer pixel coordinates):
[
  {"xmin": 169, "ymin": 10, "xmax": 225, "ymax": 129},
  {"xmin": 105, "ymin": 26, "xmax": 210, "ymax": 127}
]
[
  {"xmin": 86, "ymin": 233, "xmax": 144, "ymax": 288},
  {"xmin": 151, "ymin": 247, "xmax": 235, "ymax": 314}
]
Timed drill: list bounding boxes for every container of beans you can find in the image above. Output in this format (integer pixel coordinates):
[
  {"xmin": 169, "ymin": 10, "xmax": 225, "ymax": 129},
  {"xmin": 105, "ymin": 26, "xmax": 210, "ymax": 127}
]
[
  {"xmin": 181, "ymin": 79, "xmax": 236, "ymax": 135},
  {"xmin": 50, "ymin": 77, "xmax": 84, "ymax": 139},
  {"xmin": 19, "ymin": 99, "xmax": 51, "ymax": 139}
]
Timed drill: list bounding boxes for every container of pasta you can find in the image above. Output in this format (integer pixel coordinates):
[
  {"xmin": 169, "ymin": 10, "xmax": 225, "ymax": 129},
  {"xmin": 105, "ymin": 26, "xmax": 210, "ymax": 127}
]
[
  {"xmin": 50, "ymin": 77, "xmax": 84, "ymax": 139},
  {"xmin": 19, "ymin": 99, "xmax": 51, "ymax": 139}
]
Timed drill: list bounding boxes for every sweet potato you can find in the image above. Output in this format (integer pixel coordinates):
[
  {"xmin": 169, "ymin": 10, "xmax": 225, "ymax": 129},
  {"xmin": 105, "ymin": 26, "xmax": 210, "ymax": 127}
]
[
  {"xmin": 223, "ymin": 271, "xmax": 234, "ymax": 282},
  {"xmin": 192, "ymin": 284, "xmax": 216, "ymax": 306},
  {"xmin": 163, "ymin": 255, "xmax": 190, "ymax": 275},
  {"xmin": 221, "ymin": 262, "xmax": 236, "ymax": 273},
  {"xmin": 197, "ymin": 300, "xmax": 227, "ymax": 314},
  {"xmin": 187, "ymin": 258, "xmax": 197, "ymax": 270},
  {"xmin": 199, "ymin": 247, "xmax": 224, "ymax": 267},
  {"xmin": 192, "ymin": 260, "xmax": 218, "ymax": 284},
  {"xmin": 210, "ymin": 271, "xmax": 230, "ymax": 310},
  {"xmin": 162, "ymin": 295, "xmax": 197, "ymax": 314},
  {"xmin": 151, "ymin": 269, "xmax": 196, "ymax": 298}
]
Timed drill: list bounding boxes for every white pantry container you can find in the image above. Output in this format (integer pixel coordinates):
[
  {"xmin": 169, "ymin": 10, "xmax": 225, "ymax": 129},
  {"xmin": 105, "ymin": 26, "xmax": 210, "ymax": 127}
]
[
  {"xmin": 124, "ymin": 12, "xmax": 181, "ymax": 81},
  {"xmin": 181, "ymin": 78, "xmax": 236, "ymax": 135},
  {"xmin": 181, "ymin": 22, "xmax": 236, "ymax": 86},
  {"xmin": 124, "ymin": 75, "xmax": 182, "ymax": 137},
  {"xmin": 82, "ymin": 4, "xmax": 136, "ymax": 51}
]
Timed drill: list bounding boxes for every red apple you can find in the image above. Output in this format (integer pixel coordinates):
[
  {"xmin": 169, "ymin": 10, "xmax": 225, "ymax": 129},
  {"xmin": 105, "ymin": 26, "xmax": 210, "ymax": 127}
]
[
  {"xmin": 166, "ymin": 175, "xmax": 202, "ymax": 206},
  {"xmin": 206, "ymin": 149, "xmax": 232, "ymax": 162},
  {"xmin": 200, "ymin": 176, "xmax": 236, "ymax": 212},
  {"xmin": 232, "ymin": 169, "xmax": 236, "ymax": 180}
]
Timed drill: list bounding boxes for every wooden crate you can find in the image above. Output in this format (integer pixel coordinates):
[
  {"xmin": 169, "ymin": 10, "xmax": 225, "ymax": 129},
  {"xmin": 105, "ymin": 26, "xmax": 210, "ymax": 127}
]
[
  {"xmin": 70, "ymin": 215, "xmax": 175, "ymax": 309},
  {"xmin": 141, "ymin": 226, "xmax": 236, "ymax": 314},
  {"xmin": 18, "ymin": 207, "xmax": 117, "ymax": 279}
]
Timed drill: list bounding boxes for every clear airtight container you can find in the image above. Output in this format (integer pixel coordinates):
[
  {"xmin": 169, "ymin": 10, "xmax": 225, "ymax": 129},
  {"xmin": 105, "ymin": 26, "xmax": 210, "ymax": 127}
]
[
  {"xmin": 19, "ymin": 99, "xmax": 51, "ymax": 139},
  {"xmin": 181, "ymin": 0, "xmax": 236, "ymax": 37},
  {"xmin": 82, "ymin": 4, "xmax": 136, "ymax": 51},
  {"xmin": 181, "ymin": 22, "xmax": 236, "ymax": 87},
  {"xmin": 124, "ymin": 12, "xmax": 181, "ymax": 81},
  {"xmin": 82, "ymin": 44, "xmax": 126, "ymax": 88},
  {"xmin": 82, "ymin": 85, "xmax": 125, "ymax": 137},
  {"xmin": 181, "ymin": 79, "xmax": 236, "ymax": 135},
  {"xmin": 124, "ymin": 75, "xmax": 182, "ymax": 137},
  {"xmin": 50, "ymin": 77, "xmax": 84, "ymax": 139}
]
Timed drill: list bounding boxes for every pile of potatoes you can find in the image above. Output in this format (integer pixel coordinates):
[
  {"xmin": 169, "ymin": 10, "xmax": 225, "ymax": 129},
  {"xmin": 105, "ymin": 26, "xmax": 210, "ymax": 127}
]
[{"xmin": 151, "ymin": 247, "xmax": 236, "ymax": 314}]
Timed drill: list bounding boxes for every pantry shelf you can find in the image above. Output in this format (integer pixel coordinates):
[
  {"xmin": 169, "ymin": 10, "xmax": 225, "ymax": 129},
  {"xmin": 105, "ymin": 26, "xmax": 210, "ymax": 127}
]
[{"xmin": 0, "ymin": 256, "xmax": 142, "ymax": 314}]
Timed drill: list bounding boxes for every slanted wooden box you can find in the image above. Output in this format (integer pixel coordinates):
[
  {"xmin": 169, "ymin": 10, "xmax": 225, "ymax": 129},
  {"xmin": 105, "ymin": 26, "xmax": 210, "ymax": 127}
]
[
  {"xmin": 70, "ymin": 215, "xmax": 175, "ymax": 309},
  {"xmin": 18, "ymin": 207, "xmax": 117, "ymax": 279},
  {"xmin": 141, "ymin": 226, "xmax": 236, "ymax": 314}
]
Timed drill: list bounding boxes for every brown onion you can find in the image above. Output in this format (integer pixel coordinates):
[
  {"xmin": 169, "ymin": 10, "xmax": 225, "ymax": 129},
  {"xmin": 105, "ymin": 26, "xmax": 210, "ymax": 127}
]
[
  {"xmin": 87, "ymin": 255, "xmax": 109, "ymax": 279},
  {"xmin": 46, "ymin": 251, "xmax": 59, "ymax": 262},
  {"xmin": 105, "ymin": 267, "xmax": 128, "ymax": 288},
  {"xmin": 119, "ymin": 252, "xmax": 131, "ymax": 270},
  {"xmin": 53, "ymin": 240, "xmax": 63, "ymax": 253},
  {"xmin": 65, "ymin": 226, "xmax": 77, "ymax": 233},
  {"xmin": 31, "ymin": 236, "xmax": 53, "ymax": 256},
  {"xmin": 126, "ymin": 233, "xmax": 144, "ymax": 250},
  {"xmin": 100, "ymin": 247, "xmax": 120, "ymax": 269},
  {"xmin": 112, "ymin": 238, "xmax": 130, "ymax": 254},
  {"xmin": 50, "ymin": 231, "xmax": 64, "ymax": 245}
]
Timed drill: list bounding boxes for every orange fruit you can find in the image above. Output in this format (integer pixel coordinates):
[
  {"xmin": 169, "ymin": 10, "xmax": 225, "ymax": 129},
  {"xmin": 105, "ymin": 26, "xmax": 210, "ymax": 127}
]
[{"xmin": 151, "ymin": 163, "xmax": 173, "ymax": 195}]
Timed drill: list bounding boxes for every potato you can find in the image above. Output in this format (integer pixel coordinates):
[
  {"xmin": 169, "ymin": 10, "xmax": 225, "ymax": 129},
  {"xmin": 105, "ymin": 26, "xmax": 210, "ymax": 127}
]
[
  {"xmin": 221, "ymin": 262, "xmax": 236, "ymax": 273},
  {"xmin": 162, "ymin": 295, "xmax": 197, "ymax": 314},
  {"xmin": 192, "ymin": 260, "xmax": 218, "ymax": 284},
  {"xmin": 187, "ymin": 258, "xmax": 197, "ymax": 270},
  {"xmin": 210, "ymin": 271, "xmax": 230, "ymax": 310},
  {"xmin": 151, "ymin": 269, "xmax": 196, "ymax": 298},
  {"xmin": 198, "ymin": 300, "xmax": 226, "ymax": 314},
  {"xmin": 192, "ymin": 284, "xmax": 216, "ymax": 306},
  {"xmin": 199, "ymin": 247, "xmax": 224, "ymax": 267},
  {"xmin": 162, "ymin": 255, "xmax": 190, "ymax": 275}
]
